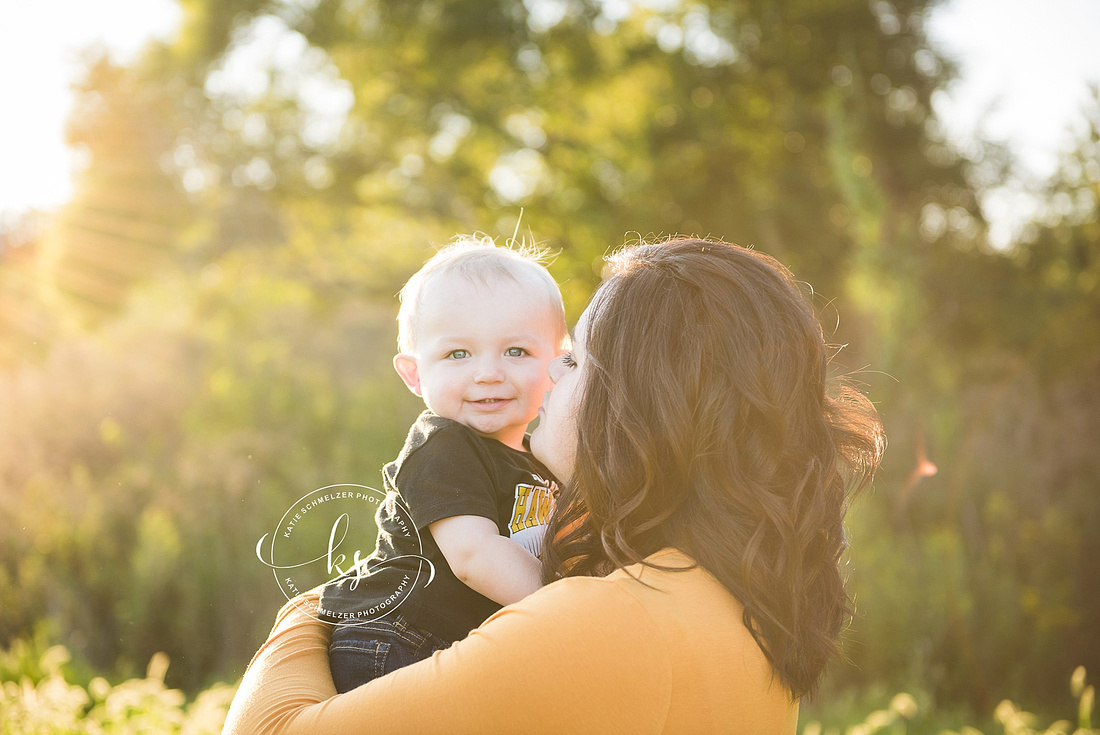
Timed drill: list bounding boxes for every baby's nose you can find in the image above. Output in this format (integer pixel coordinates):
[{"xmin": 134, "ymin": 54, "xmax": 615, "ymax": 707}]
[{"xmin": 474, "ymin": 357, "xmax": 505, "ymax": 382}]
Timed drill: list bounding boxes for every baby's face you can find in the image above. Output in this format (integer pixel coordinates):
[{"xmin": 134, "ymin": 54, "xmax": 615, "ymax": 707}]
[{"xmin": 394, "ymin": 274, "xmax": 562, "ymax": 451}]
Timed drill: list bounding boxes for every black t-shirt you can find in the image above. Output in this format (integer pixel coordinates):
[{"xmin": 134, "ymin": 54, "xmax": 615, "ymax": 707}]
[{"xmin": 318, "ymin": 412, "xmax": 557, "ymax": 642}]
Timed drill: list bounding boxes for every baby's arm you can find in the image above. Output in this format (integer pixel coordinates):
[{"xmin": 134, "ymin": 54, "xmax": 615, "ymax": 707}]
[{"xmin": 429, "ymin": 515, "xmax": 542, "ymax": 605}]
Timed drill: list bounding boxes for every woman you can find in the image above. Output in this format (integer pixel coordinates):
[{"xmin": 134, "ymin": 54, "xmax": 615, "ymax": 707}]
[{"xmin": 224, "ymin": 238, "xmax": 885, "ymax": 733}]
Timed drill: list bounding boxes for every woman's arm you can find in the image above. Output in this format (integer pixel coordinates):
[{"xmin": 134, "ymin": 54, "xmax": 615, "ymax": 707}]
[
  {"xmin": 222, "ymin": 591, "xmax": 339, "ymax": 733},
  {"xmin": 223, "ymin": 579, "xmax": 671, "ymax": 734}
]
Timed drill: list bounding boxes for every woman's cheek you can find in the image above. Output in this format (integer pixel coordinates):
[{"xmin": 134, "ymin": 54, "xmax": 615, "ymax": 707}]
[
  {"xmin": 532, "ymin": 416, "xmax": 564, "ymax": 481},
  {"xmin": 550, "ymin": 407, "xmax": 581, "ymax": 484}
]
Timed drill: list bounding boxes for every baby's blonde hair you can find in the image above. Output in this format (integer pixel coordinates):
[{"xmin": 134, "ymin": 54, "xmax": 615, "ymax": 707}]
[{"xmin": 397, "ymin": 235, "xmax": 568, "ymax": 354}]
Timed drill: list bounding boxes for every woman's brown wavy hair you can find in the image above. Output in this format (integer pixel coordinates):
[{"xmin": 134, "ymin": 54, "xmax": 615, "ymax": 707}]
[{"xmin": 541, "ymin": 238, "xmax": 885, "ymax": 700}]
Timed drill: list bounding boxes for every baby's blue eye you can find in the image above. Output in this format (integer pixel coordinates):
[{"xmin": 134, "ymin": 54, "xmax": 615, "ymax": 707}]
[
  {"xmin": 505, "ymin": 347, "xmax": 527, "ymax": 357},
  {"xmin": 447, "ymin": 349, "xmax": 470, "ymax": 359}
]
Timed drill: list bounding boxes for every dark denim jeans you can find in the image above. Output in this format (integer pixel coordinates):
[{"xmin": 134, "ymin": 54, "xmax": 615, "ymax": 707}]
[{"xmin": 329, "ymin": 613, "xmax": 451, "ymax": 693}]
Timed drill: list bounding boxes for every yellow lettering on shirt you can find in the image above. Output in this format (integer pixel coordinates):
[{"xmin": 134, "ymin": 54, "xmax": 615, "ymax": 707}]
[{"xmin": 510, "ymin": 483, "xmax": 554, "ymax": 534}]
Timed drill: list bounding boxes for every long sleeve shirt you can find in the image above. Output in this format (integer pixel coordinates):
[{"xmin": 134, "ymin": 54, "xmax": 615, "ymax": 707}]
[{"xmin": 223, "ymin": 548, "xmax": 799, "ymax": 734}]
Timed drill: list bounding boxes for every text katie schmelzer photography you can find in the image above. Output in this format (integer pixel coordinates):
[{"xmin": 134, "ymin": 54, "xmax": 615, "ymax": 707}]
[{"xmin": 255, "ymin": 484, "xmax": 432, "ymax": 621}]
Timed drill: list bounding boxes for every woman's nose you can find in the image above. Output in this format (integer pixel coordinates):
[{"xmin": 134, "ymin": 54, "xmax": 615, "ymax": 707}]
[{"xmin": 547, "ymin": 356, "xmax": 564, "ymax": 383}]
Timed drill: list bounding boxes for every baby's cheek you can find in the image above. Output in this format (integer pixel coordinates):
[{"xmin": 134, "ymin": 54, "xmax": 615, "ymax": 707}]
[{"xmin": 536, "ymin": 368, "xmax": 556, "ymax": 389}]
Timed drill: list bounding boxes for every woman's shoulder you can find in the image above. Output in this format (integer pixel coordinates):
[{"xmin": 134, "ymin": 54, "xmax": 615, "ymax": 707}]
[
  {"xmin": 574, "ymin": 551, "xmax": 774, "ymax": 654},
  {"xmin": 582, "ymin": 549, "xmax": 741, "ymax": 607},
  {"xmin": 474, "ymin": 559, "xmax": 679, "ymax": 668},
  {"xmin": 511, "ymin": 549, "xmax": 794, "ymax": 733},
  {"xmin": 524, "ymin": 548, "xmax": 751, "ymax": 647}
]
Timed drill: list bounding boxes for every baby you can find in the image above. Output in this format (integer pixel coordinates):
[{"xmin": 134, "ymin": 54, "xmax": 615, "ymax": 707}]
[{"xmin": 319, "ymin": 237, "xmax": 566, "ymax": 692}]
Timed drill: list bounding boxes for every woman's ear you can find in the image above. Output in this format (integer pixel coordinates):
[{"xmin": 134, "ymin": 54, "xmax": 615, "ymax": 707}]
[{"xmin": 393, "ymin": 354, "xmax": 422, "ymax": 396}]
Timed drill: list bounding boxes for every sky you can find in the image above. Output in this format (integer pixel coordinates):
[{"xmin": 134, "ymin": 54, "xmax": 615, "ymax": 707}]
[
  {"xmin": 928, "ymin": 0, "xmax": 1100, "ymax": 178},
  {"xmin": 0, "ymin": 0, "xmax": 182, "ymax": 221},
  {"xmin": 1, "ymin": 0, "xmax": 1099, "ymax": 240}
]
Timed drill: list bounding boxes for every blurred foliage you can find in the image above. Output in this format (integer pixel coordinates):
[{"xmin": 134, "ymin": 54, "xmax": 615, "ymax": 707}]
[
  {"xmin": 799, "ymin": 667, "xmax": 1097, "ymax": 735},
  {"xmin": 0, "ymin": 0, "xmax": 1097, "ymax": 723},
  {"xmin": 0, "ymin": 639, "xmax": 233, "ymax": 734}
]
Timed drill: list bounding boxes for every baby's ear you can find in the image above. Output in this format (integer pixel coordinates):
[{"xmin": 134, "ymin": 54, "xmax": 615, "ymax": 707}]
[{"xmin": 393, "ymin": 354, "xmax": 422, "ymax": 396}]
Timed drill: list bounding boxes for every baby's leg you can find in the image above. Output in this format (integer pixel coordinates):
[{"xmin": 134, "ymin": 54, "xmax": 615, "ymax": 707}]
[{"xmin": 329, "ymin": 614, "xmax": 450, "ymax": 693}]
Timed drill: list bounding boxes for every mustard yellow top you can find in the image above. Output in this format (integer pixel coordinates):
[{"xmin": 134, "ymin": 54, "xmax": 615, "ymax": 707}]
[{"xmin": 223, "ymin": 549, "xmax": 798, "ymax": 734}]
